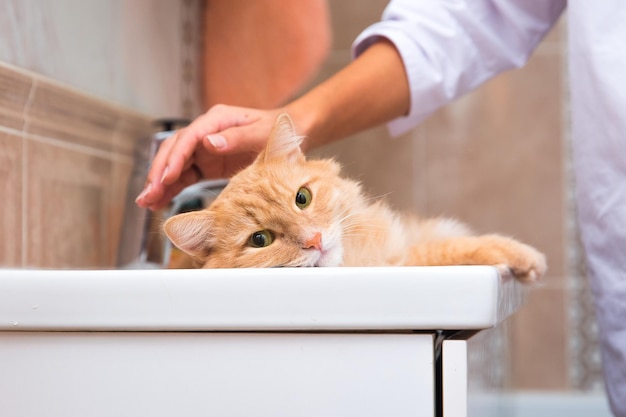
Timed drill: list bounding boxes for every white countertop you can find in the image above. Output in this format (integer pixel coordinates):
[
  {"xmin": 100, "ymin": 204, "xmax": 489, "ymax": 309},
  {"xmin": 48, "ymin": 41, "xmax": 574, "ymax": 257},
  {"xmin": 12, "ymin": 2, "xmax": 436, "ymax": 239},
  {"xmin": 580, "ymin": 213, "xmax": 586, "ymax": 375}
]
[{"xmin": 0, "ymin": 266, "xmax": 527, "ymax": 332}]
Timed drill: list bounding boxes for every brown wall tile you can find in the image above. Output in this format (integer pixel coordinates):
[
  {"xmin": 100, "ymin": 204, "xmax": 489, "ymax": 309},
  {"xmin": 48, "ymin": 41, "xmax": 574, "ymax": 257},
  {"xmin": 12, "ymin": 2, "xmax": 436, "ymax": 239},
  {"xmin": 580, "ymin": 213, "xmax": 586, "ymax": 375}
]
[
  {"xmin": 25, "ymin": 139, "xmax": 116, "ymax": 268},
  {"xmin": 328, "ymin": 0, "xmax": 388, "ymax": 50},
  {"xmin": 0, "ymin": 63, "xmax": 154, "ymax": 269},
  {"xmin": 511, "ymin": 287, "xmax": 569, "ymax": 389},
  {"xmin": 314, "ymin": 126, "xmax": 420, "ymax": 213},
  {"xmin": 0, "ymin": 64, "xmax": 32, "ymax": 131},
  {"xmin": 25, "ymin": 79, "xmax": 151, "ymax": 157},
  {"xmin": 111, "ymin": 114, "xmax": 155, "ymax": 158},
  {"xmin": 0, "ymin": 132, "xmax": 23, "ymax": 267}
]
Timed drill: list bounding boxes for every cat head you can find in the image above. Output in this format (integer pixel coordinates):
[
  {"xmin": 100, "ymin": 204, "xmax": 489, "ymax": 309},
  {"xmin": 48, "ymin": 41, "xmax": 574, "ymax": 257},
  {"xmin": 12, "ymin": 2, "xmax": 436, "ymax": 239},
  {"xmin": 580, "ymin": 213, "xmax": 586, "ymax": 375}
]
[{"xmin": 163, "ymin": 113, "xmax": 363, "ymax": 268}]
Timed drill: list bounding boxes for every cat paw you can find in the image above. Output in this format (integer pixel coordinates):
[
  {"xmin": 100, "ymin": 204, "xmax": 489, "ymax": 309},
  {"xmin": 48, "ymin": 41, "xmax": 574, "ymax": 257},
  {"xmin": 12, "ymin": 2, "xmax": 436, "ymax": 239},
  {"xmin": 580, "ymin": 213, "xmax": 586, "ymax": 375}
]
[{"xmin": 496, "ymin": 242, "xmax": 547, "ymax": 283}]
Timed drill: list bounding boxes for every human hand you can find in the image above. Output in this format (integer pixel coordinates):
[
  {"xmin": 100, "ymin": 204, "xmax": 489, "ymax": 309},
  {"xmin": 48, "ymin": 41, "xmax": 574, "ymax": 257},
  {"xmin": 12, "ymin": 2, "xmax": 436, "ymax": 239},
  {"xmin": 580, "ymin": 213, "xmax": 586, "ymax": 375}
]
[{"xmin": 135, "ymin": 104, "xmax": 283, "ymax": 210}]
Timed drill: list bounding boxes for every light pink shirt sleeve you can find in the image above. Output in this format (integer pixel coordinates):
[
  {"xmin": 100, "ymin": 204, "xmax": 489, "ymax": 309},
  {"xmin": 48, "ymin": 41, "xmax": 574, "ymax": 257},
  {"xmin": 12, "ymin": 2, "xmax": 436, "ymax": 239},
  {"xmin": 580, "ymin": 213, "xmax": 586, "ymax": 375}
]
[{"xmin": 353, "ymin": 0, "xmax": 566, "ymax": 136}]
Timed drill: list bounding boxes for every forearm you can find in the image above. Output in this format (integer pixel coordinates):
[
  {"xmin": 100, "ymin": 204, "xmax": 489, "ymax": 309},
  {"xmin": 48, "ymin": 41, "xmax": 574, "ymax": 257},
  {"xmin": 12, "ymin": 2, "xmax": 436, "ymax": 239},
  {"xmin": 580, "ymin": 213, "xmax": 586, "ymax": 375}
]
[{"xmin": 285, "ymin": 39, "xmax": 410, "ymax": 151}]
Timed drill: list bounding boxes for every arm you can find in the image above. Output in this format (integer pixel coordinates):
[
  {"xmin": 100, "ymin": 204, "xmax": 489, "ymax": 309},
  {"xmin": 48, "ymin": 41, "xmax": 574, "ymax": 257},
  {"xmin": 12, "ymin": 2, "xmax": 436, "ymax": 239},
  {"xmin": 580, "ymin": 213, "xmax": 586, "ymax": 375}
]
[
  {"xmin": 287, "ymin": 39, "xmax": 410, "ymax": 150},
  {"xmin": 136, "ymin": 0, "xmax": 566, "ymax": 210},
  {"xmin": 136, "ymin": 40, "xmax": 409, "ymax": 210}
]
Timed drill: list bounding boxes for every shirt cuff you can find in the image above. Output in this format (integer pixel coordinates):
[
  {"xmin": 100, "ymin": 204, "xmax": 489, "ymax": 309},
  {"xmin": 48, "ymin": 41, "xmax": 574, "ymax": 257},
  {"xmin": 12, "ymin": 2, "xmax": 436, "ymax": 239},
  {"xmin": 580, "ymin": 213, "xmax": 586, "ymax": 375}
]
[{"xmin": 353, "ymin": 24, "xmax": 438, "ymax": 137}]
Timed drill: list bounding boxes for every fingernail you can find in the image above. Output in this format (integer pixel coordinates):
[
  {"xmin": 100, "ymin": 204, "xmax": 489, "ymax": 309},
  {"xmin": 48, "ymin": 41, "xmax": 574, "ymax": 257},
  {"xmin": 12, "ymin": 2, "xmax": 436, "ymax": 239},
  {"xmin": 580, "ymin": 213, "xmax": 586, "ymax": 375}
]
[
  {"xmin": 160, "ymin": 166, "xmax": 169, "ymax": 184},
  {"xmin": 135, "ymin": 182, "xmax": 152, "ymax": 203},
  {"xmin": 206, "ymin": 134, "xmax": 226, "ymax": 149}
]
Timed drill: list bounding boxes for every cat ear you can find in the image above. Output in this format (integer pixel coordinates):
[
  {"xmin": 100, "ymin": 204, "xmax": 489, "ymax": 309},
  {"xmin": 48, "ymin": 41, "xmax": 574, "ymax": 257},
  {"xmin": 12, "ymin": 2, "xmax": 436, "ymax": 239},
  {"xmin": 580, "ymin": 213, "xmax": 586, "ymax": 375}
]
[
  {"xmin": 260, "ymin": 113, "xmax": 305, "ymax": 164},
  {"xmin": 163, "ymin": 211, "xmax": 214, "ymax": 258}
]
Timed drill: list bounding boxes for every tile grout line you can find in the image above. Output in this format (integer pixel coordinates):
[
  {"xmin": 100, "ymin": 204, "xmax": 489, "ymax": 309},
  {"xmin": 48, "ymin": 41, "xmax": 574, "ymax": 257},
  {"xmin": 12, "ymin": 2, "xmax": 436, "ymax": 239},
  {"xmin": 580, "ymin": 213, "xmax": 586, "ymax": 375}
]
[
  {"xmin": 0, "ymin": 124, "xmax": 134, "ymax": 165},
  {"xmin": 0, "ymin": 60, "xmax": 153, "ymax": 121},
  {"xmin": 26, "ymin": 132, "xmax": 134, "ymax": 165}
]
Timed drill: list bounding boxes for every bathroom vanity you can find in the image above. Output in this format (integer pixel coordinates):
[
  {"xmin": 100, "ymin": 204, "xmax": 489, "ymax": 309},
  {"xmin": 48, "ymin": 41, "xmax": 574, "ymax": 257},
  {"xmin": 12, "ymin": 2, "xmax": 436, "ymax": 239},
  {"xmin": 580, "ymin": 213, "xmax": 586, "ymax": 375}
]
[{"xmin": 0, "ymin": 266, "xmax": 525, "ymax": 417}]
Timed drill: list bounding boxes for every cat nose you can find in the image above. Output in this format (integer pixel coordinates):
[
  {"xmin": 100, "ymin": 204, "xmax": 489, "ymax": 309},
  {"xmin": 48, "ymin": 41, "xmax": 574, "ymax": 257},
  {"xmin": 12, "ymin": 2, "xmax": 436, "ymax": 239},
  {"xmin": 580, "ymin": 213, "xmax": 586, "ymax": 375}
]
[{"xmin": 303, "ymin": 232, "xmax": 322, "ymax": 251}]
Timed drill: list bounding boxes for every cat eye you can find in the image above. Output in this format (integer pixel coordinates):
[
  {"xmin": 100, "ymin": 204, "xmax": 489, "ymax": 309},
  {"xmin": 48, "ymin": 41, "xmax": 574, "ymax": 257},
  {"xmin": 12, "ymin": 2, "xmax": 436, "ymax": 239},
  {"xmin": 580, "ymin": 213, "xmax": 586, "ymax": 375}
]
[
  {"xmin": 295, "ymin": 187, "xmax": 312, "ymax": 209},
  {"xmin": 249, "ymin": 230, "xmax": 274, "ymax": 248}
]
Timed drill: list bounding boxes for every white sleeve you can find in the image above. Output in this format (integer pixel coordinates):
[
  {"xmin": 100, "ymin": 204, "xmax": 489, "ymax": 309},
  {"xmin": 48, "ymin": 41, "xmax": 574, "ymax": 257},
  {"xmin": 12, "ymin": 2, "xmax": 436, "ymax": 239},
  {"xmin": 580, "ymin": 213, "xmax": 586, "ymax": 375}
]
[{"xmin": 353, "ymin": 0, "xmax": 566, "ymax": 136}]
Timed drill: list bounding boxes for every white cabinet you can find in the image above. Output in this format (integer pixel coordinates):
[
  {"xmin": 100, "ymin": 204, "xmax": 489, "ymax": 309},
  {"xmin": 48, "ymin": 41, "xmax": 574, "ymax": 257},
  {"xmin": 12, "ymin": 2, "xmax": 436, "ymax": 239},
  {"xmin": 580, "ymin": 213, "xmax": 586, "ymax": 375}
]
[{"xmin": 0, "ymin": 332, "xmax": 435, "ymax": 417}]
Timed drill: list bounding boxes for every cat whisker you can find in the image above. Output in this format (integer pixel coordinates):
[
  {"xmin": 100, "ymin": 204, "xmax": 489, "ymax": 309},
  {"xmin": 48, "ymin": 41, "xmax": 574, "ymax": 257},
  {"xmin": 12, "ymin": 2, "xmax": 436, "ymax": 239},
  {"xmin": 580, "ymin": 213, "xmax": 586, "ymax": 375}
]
[
  {"xmin": 336, "ymin": 213, "xmax": 368, "ymax": 230},
  {"xmin": 362, "ymin": 192, "xmax": 392, "ymax": 203},
  {"xmin": 341, "ymin": 225, "xmax": 386, "ymax": 234},
  {"xmin": 341, "ymin": 233, "xmax": 371, "ymax": 239},
  {"xmin": 341, "ymin": 228, "xmax": 386, "ymax": 237},
  {"xmin": 340, "ymin": 221, "xmax": 386, "ymax": 234},
  {"xmin": 341, "ymin": 224, "xmax": 385, "ymax": 233}
]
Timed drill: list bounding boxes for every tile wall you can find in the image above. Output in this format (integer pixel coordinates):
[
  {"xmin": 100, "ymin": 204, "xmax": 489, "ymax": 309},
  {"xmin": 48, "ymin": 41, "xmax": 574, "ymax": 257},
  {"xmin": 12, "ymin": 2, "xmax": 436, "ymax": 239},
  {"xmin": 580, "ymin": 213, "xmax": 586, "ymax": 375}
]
[
  {"xmin": 307, "ymin": 0, "xmax": 602, "ymax": 393},
  {"xmin": 0, "ymin": 63, "xmax": 153, "ymax": 268},
  {"xmin": 0, "ymin": 0, "xmax": 203, "ymax": 268}
]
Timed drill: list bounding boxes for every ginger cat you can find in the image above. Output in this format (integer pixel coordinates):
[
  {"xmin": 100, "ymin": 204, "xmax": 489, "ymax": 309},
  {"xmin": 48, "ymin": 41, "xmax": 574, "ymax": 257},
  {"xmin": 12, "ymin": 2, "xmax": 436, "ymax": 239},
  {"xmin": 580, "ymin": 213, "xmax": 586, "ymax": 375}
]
[{"xmin": 164, "ymin": 114, "xmax": 546, "ymax": 282}]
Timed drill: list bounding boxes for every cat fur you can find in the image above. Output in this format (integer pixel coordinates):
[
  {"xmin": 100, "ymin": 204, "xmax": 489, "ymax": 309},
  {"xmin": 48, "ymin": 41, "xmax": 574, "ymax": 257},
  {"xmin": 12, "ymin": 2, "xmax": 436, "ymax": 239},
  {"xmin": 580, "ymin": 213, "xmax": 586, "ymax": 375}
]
[{"xmin": 164, "ymin": 114, "xmax": 546, "ymax": 282}]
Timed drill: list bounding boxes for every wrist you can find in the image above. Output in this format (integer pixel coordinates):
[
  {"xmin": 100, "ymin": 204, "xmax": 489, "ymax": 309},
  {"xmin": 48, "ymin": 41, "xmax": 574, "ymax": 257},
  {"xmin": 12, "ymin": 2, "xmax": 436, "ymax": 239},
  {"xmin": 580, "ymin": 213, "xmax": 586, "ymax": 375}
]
[{"xmin": 283, "ymin": 98, "xmax": 326, "ymax": 153}]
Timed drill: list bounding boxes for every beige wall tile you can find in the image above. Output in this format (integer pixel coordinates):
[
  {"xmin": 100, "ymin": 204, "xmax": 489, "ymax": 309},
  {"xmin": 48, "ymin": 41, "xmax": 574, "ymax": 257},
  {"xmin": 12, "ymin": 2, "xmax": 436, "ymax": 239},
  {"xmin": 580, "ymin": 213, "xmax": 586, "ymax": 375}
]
[
  {"xmin": 510, "ymin": 287, "xmax": 569, "ymax": 388},
  {"xmin": 327, "ymin": 0, "xmax": 388, "ymax": 50},
  {"xmin": 315, "ymin": 126, "xmax": 420, "ymax": 213},
  {"xmin": 111, "ymin": 113, "xmax": 155, "ymax": 158},
  {"xmin": 0, "ymin": 63, "xmax": 153, "ymax": 269},
  {"xmin": 0, "ymin": 64, "xmax": 32, "ymax": 131},
  {"xmin": 0, "ymin": 132, "xmax": 23, "ymax": 267},
  {"xmin": 25, "ymin": 139, "xmax": 116, "ymax": 268},
  {"xmin": 25, "ymin": 79, "xmax": 149, "ymax": 157}
]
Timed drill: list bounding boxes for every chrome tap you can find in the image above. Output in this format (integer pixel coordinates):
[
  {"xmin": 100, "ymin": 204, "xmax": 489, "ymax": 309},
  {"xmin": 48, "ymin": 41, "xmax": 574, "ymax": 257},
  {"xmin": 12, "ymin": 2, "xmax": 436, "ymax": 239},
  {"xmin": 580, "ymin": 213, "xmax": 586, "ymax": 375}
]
[
  {"xmin": 117, "ymin": 120, "xmax": 227, "ymax": 269},
  {"xmin": 161, "ymin": 179, "xmax": 228, "ymax": 267}
]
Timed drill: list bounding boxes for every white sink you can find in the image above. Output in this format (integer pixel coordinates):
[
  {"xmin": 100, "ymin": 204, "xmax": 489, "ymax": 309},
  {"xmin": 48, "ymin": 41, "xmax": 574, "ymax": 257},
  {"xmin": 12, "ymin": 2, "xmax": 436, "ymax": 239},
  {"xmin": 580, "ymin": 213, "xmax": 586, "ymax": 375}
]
[
  {"xmin": 0, "ymin": 266, "xmax": 526, "ymax": 417},
  {"xmin": 0, "ymin": 266, "xmax": 525, "ymax": 331}
]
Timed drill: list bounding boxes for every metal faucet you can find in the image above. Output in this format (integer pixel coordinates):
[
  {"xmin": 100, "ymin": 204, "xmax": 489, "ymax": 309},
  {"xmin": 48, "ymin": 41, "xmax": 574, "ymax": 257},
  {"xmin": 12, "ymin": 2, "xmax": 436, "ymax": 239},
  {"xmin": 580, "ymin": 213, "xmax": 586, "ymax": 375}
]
[
  {"xmin": 117, "ymin": 121, "xmax": 227, "ymax": 269},
  {"xmin": 161, "ymin": 179, "xmax": 228, "ymax": 267}
]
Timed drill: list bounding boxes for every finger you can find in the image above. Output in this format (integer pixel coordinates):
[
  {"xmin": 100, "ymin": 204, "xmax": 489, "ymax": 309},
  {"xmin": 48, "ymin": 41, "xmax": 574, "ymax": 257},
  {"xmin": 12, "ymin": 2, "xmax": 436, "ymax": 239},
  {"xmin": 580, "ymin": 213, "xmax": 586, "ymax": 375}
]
[
  {"xmin": 135, "ymin": 131, "xmax": 179, "ymax": 206},
  {"xmin": 159, "ymin": 126, "xmax": 204, "ymax": 185},
  {"xmin": 143, "ymin": 133, "xmax": 176, "ymax": 185},
  {"xmin": 147, "ymin": 165, "xmax": 202, "ymax": 211},
  {"xmin": 139, "ymin": 126, "xmax": 211, "ymax": 207},
  {"xmin": 141, "ymin": 105, "xmax": 269, "ymax": 207},
  {"xmin": 137, "ymin": 149, "xmax": 197, "ymax": 209},
  {"xmin": 202, "ymin": 114, "xmax": 276, "ymax": 155},
  {"xmin": 157, "ymin": 109, "xmax": 248, "ymax": 184}
]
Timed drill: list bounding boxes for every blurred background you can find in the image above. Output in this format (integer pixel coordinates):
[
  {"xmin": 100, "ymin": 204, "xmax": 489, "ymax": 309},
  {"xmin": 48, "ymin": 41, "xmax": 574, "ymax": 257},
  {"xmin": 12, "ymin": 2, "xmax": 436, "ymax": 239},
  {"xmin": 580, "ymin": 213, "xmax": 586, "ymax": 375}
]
[{"xmin": 0, "ymin": 0, "xmax": 610, "ymax": 415}]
